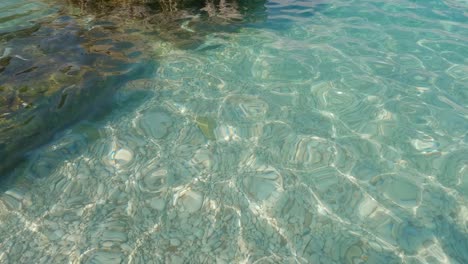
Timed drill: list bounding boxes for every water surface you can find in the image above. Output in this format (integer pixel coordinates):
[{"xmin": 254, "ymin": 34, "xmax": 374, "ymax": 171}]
[{"xmin": 1, "ymin": 0, "xmax": 467, "ymax": 263}]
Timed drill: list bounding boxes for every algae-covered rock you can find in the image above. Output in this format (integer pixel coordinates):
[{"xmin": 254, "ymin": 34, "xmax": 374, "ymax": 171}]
[
  {"xmin": 196, "ymin": 116, "xmax": 216, "ymax": 140},
  {"xmin": 0, "ymin": 0, "xmax": 267, "ymax": 175},
  {"xmin": 0, "ymin": 9, "xmax": 151, "ymax": 175}
]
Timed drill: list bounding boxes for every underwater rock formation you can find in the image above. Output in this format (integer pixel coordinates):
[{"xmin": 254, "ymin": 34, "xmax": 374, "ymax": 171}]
[
  {"xmin": 0, "ymin": 0, "xmax": 267, "ymax": 176},
  {"xmin": 0, "ymin": 9, "xmax": 154, "ymax": 175}
]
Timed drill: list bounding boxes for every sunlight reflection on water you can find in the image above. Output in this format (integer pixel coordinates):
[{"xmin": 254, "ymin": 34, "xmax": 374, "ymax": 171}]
[{"xmin": 1, "ymin": 0, "xmax": 468, "ymax": 263}]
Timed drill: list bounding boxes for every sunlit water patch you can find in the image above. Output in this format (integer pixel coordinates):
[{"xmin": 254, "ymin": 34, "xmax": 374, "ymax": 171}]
[{"xmin": 1, "ymin": 0, "xmax": 468, "ymax": 263}]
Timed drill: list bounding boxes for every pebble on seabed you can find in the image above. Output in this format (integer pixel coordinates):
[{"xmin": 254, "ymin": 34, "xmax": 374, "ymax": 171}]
[
  {"xmin": 175, "ymin": 189, "xmax": 204, "ymax": 213},
  {"xmin": 113, "ymin": 149, "xmax": 133, "ymax": 164},
  {"xmin": 149, "ymin": 197, "xmax": 166, "ymax": 211}
]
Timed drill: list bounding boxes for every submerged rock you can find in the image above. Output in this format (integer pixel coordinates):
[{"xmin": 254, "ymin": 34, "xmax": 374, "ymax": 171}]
[
  {"xmin": 0, "ymin": 0, "xmax": 268, "ymax": 176},
  {"xmin": 0, "ymin": 14, "xmax": 150, "ymax": 175},
  {"xmin": 195, "ymin": 116, "xmax": 216, "ymax": 140}
]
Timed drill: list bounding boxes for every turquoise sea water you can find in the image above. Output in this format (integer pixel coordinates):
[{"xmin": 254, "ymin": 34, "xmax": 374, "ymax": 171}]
[{"xmin": 1, "ymin": 0, "xmax": 468, "ymax": 263}]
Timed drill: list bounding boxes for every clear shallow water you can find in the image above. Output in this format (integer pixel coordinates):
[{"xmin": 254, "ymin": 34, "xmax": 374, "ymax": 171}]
[{"xmin": 1, "ymin": 0, "xmax": 468, "ymax": 263}]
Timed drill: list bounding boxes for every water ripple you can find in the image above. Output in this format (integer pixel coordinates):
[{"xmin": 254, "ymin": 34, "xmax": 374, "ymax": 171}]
[{"xmin": 1, "ymin": 0, "xmax": 468, "ymax": 263}]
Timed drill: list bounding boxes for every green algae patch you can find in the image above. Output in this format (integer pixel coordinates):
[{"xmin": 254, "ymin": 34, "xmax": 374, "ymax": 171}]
[{"xmin": 195, "ymin": 116, "xmax": 216, "ymax": 140}]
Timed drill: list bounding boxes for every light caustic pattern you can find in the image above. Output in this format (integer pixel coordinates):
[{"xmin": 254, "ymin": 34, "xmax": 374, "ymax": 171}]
[{"xmin": 1, "ymin": 0, "xmax": 468, "ymax": 263}]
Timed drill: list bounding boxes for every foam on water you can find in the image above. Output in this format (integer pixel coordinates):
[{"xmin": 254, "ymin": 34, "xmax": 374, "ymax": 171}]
[{"xmin": 1, "ymin": 0, "xmax": 468, "ymax": 263}]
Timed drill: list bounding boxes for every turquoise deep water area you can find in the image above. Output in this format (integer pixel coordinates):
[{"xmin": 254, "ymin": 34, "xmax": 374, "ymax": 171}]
[{"xmin": 1, "ymin": 0, "xmax": 468, "ymax": 263}]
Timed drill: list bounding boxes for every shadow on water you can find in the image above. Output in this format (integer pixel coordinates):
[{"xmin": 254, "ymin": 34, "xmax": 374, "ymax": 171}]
[
  {"xmin": 1, "ymin": 87, "xmax": 157, "ymax": 190},
  {"xmin": 0, "ymin": 0, "xmax": 269, "ymax": 177}
]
